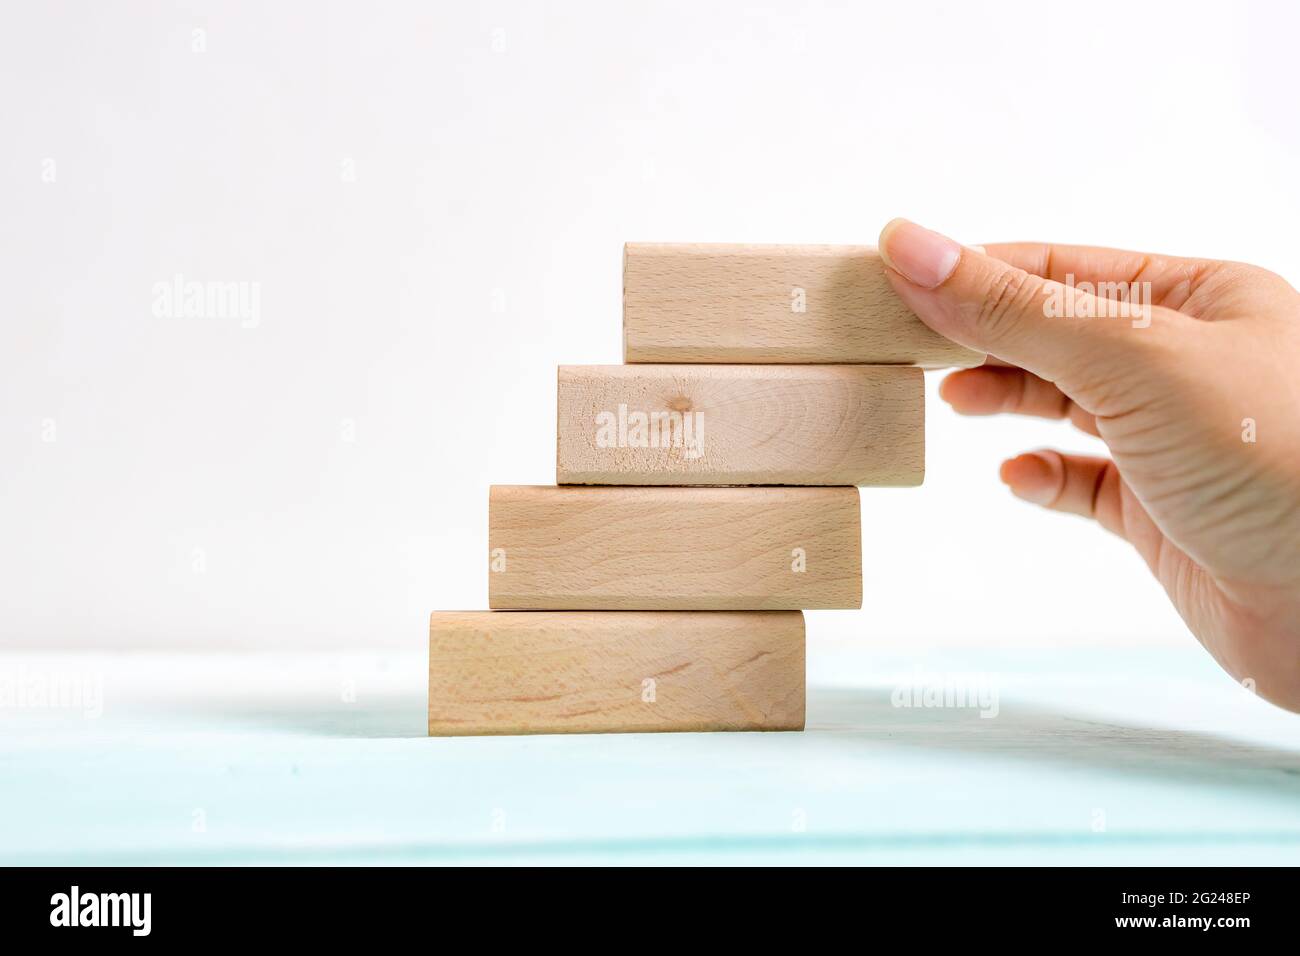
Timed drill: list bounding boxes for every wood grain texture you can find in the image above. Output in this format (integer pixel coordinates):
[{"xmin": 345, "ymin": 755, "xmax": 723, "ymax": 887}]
[
  {"xmin": 488, "ymin": 485, "xmax": 862, "ymax": 610},
  {"xmin": 556, "ymin": 364, "xmax": 923, "ymax": 486},
  {"xmin": 623, "ymin": 242, "xmax": 985, "ymax": 367},
  {"xmin": 428, "ymin": 610, "xmax": 805, "ymax": 736}
]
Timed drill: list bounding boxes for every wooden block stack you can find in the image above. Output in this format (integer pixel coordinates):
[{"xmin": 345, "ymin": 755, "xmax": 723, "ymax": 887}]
[{"xmin": 429, "ymin": 243, "xmax": 983, "ymax": 736}]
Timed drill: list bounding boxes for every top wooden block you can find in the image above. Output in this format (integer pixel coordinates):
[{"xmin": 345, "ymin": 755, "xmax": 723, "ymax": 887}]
[{"xmin": 623, "ymin": 242, "xmax": 985, "ymax": 367}]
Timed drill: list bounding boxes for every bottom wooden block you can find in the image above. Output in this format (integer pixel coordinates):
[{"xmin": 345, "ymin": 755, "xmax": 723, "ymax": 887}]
[{"xmin": 428, "ymin": 611, "xmax": 805, "ymax": 736}]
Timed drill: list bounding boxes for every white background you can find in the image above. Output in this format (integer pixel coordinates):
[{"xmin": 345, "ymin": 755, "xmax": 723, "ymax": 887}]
[{"xmin": 3, "ymin": 0, "xmax": 1298, "ymax": 657}]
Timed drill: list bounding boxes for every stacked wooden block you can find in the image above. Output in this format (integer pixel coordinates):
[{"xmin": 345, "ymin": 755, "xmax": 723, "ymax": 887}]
[{"xmin": 429, "ymin": 244, "xmax": 982, "ymax": 736}]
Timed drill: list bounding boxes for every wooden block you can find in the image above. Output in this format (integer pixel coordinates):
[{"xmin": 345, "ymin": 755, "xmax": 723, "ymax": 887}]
[
  {"xmin": 488, "ymin": 485, "xmax": 861, "ymax": 610},
  {"xmin": 623, "ymin": 242, "xmax": 985, "ymax": 367},
  {"xmin": 556, "ymin": 364, "xmax": 923, "ymax": 486},
  {"xmin": 428, "ymin": 610, "xmax": 805, "ymax": 735}
]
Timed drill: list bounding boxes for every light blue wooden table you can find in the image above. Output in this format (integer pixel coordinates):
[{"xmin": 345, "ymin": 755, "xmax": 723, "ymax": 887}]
[{"xmin": 3, "ymin": 643, "xmax": 1298, "ymax": 865}]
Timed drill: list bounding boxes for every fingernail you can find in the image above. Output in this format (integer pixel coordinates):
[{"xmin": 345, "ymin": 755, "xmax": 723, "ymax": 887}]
[{"xmin": 878, "ymin": 219, "xmax": 962, "ymax": 289}]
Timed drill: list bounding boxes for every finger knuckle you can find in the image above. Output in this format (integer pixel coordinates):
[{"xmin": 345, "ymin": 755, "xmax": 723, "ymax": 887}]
[
  {"xmin": 975, "ymin": 268, "xmax": 1038, "ymax": 340},
  {"xmin": 1199, "ymin": 260, "xmax": 1291, "ymax": 300}
]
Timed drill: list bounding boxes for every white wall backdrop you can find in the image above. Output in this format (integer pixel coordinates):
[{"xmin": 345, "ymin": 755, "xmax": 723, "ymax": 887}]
[{"xmin": 3, "ymin": 0, "xmax": 1299, "ymax": 651}]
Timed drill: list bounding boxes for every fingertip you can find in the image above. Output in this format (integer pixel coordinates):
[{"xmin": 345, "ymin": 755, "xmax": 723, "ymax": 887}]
[
  {"xmin": 878, "ymin": 217, "xmax": 909, "ymax": 245},
  {"xmin": 997, "ymin": 456, "xmax": 1017, "ymax": 486},
  {"xmin": 937, "ymin": 369, "xmax": 978, "ymax": 411},
  {"xmin": 998, "ymin": 453, "xmax": 1037, "ymax": 488},
  {"xmin": 937, "ymin": 372, "xmax": 958, "ymax": 404},
  {"xmin": 939, "ymin": 367, "xmax": 1010, "ymax": 415},
  {"xmin": 1000, "ymin": 452, "xmax": 1059, "ymax": 505},
  {"xmin": 878, "ymin": 218, "xmax": 962, "ymax": 289}
]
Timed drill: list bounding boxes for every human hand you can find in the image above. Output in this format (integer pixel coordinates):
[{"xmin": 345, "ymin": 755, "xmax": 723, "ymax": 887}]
[{"xmin": 878, "ymin": 219, "xmax": 1300, "ymax": 711}]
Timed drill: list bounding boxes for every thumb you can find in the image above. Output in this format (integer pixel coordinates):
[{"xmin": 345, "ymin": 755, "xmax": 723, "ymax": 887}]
[{"xmin": 878, "ymin": 218, "xmax": 1170, "ymax": 395}]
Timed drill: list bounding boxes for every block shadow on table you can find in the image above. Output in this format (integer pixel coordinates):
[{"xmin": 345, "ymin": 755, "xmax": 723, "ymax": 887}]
[
  {"xmin": 155, "ymin": 682, "xmax": 1300, "ymax": 804},
  {"xmin": 809, "ymin": 687, "xmax": 1300, "ymax": 799}
]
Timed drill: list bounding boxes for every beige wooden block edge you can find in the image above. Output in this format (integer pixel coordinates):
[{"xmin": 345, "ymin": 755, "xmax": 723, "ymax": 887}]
[
  {"xmin": 556, "ymin": 363, "xmax": 924, "ymax": 486},
  {"xmin": 428, "ymin": 610, "xmax": 805, "ymax": 735},
  {"xmin": 622, "ymin": 242, "xmax": 984, "ymax": 368},
  {"xmin": 488, "ymin": 485, "xmax": 862, "ymax": 610}
]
